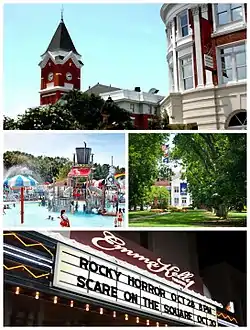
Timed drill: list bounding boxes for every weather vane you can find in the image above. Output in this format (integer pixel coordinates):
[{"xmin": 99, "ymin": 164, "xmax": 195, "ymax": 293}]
[{"xmin": 61, "ymin": 5, "xmax": 64, "ymax": 21}]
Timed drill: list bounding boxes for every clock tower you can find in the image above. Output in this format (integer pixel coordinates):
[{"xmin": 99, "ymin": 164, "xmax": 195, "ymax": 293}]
[{"xmin": 39, "ymin": 14, "xmax": 83, "ymax": 105}]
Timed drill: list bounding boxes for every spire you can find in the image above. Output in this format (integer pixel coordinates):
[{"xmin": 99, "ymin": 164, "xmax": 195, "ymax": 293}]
[
  {"xmin": 43, "ymin": 12, "xmax": 80, "ymax": 55},
  {"xmin": 61, "ymin": 5, "xmax": 64, "ymax": 22}
]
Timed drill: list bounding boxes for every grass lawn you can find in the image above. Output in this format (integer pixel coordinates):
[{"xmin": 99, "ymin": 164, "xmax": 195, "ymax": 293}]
[
  {"xmin": 129, "ymin": 209, "xmax": 246, "ymax": 227},
  {"xmin": 129, "ymin": 211, "xmax": 153, "ymax": 219}
]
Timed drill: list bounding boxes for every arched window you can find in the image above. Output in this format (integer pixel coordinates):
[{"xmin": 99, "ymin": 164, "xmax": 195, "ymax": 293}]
[{"xmin": 225, "ymin": 110, "xmax": 247, "ymax": 130}]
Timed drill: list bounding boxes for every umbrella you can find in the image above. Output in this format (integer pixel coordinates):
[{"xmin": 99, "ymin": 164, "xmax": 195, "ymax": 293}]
[{"xmin": 4, "ymin": 175, "xmax": 38, "ymax": 224}]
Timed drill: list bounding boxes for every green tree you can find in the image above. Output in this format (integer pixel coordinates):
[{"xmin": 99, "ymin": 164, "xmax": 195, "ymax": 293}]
[
  {"xmin": 3, "ymin": 90, "xmax": 133, "ymax": 130},
  {"xmin": 3, "ymin": 116, "xmax": 18, "ymax": 130},
  {"xmin": 158, "ymin": 164, "xmax": 174, "ymax": 181},
  {"xmin": 171, "ymin": 133, "xmax": 246, "ymax": 218},
  {"xmin": 92, "ymin": 163, "xmax": 110, "ymax": 180},
  {"xmin": 56, "ymin": 163, "xmax": 73, "ymax": 181},
  {"xmin": 146, "ymin": 186, "xmax": 170, "ymax": 209},
  {"xmin": 3, "ymin": 151, "xmax": 72, "ymax": 182},
  {"xmin": 4, "ymin": 151, "xmax": 125, "ymax": 185},
  {"xmin": 129, "ymin": 133, "xmax": 169, "ymax": 210}
]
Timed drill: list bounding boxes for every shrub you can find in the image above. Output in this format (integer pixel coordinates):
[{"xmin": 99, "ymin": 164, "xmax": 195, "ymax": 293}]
[
  {"xmin": 150, "ymin": 209, "xmax": 164, "ymax": 213},
  {"xmin": 168, "ymin": 206, "xmax": 178, "ymax": 212}
]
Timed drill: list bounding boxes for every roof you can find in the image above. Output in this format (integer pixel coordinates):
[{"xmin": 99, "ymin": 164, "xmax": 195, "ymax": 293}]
[
  {"xmin": 44, "ymin": 19, "xmax": 80, "ymax": 55},
  {"xmin": 68, "ymin": 167, "xmax": 91, "ymax": 177},
  {"xmin": 85, "ymin": 83, "xmax": 121, "ymax": 95},
  {"xmin": 154, "ymin": 180, "xmax": 170, "ymax": 187}
]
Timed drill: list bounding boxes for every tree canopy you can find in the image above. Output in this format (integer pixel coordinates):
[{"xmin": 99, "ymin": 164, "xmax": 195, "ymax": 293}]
[
  {"xmin": 129, "ymin": 133, "xmax": 169, "ymax": 210},
  {"xmin": 146, "ymin": 186, "xmax": 170, "ymax": 209},
  {"xmin": 171, "ymin": 133, "xmax": 246, "ymax": 216},
  {"xmin": 4, "ymin": 151, "xmax": 125, "ymax": 183},
  {"xmin": 3, "ymin": 90, "xmax": 134, "ymax": 130}
]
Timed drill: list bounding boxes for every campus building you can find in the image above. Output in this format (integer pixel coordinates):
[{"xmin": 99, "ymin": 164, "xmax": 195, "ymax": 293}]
[
  {"xmin": 160, "ymin": 3, "xmax": 247, "ymax": 130},
  {"xmin": 160, "ymin": 144, "xmax": 192, "ymax": 207},
  {"xmin": 170, "ymin": 172, "xmax": 192, "ymax": 207},
  {"xmin": 86, "ymin": 84, "xmax": 164, "ymax": 129},
  {"xmin": 38, "ymin": 16, "xmax": 164, "ymax": 129},
  {"xmin": 4, "ymin": 231, "xmax": 243, "ymax": 326},
  {"xmin": 154, "ymin": 176, "xmax": 192, "ymax": 208}
]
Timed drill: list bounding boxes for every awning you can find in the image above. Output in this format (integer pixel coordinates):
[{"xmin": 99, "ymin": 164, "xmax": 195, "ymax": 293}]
[{"xmin": 68, "ymin": 167, "xmax": 91, "ymax": 178}]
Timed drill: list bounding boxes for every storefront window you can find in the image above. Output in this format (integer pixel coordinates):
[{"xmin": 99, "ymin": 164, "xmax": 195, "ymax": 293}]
[
  {"xmin": 216, "ymin": 4, "xmax": 243, "ymax": 26},
  {"xmin": 220, "ymin": 43, "xmax": 246, "ymax": 83}
]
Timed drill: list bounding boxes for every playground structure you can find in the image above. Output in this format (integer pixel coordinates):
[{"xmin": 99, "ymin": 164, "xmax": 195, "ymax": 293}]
[
  {"xmin": 47, "ymin": 142, "xmax": 125, "ymax": 215},
  {"xmin": 3, "ymin": 142, "xmax": 125, "ymax": 221}
]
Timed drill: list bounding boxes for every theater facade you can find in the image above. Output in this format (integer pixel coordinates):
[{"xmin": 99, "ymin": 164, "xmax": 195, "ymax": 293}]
[{"xmin": 4, "ymin": 231, "xmax": 239, "ymax": 327}]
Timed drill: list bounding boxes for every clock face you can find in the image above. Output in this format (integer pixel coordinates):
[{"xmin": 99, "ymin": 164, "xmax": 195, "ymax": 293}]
[
  {"xmin": 48, "ymin": 72, "xmax": 54, "ymax": 81},
  {"xmin": 66, "ymin": 72, "xmax": 72, "ymax": 81}
]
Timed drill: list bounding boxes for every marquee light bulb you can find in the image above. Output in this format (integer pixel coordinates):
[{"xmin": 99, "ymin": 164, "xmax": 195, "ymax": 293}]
[
  {"xmin": 35, "ymin": 292, "xmax": 39, "ymax": 300},
  {"xmin": 15, "ymin": 287, "xmax": 20, "ymax": 295},
  {"xmin": 100, "ymin": 308, "xmax": 103, "ymax": 315},
  {"xmin": 113, "ymin": 311, "xmax": 116, "ymax": 318},
  {"xmin": 165, "ymin": 324, "xmax": 168, "ymax": 327},
  {"xmin": 156, "ymin": 322, "xmax": 159, "ymax": 327},
  {"xmin": 136, "ymin": 317, "xmax": 139, "ymax": 323},
  {"xmin": 70, "ymin": 300, "xmax": 74, "ymax": 307},
  {"xmin": 146, "ymin": 320, "xmax": 150, "ymax": 326},
  {"xmin": 125, "ymin": 314, "xmax": 128, "ymax": 321},
  {"xmin": 53, "ymin": 296, "xmax": 58, "ymax": 304},
  {"xmin": 86, "ymin": 304, "xmax": 90, "ymax": 311}
]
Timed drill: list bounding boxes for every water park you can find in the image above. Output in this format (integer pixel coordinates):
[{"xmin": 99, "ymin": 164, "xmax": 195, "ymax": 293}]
[{"xmin": 3, "ymin": 143, "xmax": 126, "ymax": 228}]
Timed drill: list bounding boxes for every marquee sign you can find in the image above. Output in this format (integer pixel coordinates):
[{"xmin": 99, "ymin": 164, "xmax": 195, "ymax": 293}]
[
  {"xmin": 70, "ymin": 231, "xmax": 207, "ymax": 293},
  {"xmin": 53, "ymin": 243, "xmax": 218, "ymax": 327}
]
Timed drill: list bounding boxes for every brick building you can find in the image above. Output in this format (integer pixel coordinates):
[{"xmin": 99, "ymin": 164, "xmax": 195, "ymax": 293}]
[
  {"xmin": 38, "ymin": 16, "xmax": 164, "ymax": 129},
  {"xmin": 160, "ymin": 3, "xmax": 247, "ymax": 129},
  {"xmin": 39, "ymin": 15, "xmax": 83, "ymax": 105}
]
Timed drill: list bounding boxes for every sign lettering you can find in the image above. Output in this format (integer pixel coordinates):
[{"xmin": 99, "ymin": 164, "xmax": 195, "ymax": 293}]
[
  {"xmin": 92, "ymin": 231, "xmax": 195, "ymax": 290},
  {"xmin": 53, "ymin": 243, "xmax": 218, "ymax": 327}
]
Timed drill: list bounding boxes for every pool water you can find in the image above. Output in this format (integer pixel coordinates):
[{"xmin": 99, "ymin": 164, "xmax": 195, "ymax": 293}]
[{"xmin": 3, "ymin": 201, "xmax": 125, "ymax": 228}]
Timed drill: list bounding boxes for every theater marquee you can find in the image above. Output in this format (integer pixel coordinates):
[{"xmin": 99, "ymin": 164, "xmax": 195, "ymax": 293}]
[{"xmin": 53, "ymin": 243, "xmax": 218, "ymax": 327}]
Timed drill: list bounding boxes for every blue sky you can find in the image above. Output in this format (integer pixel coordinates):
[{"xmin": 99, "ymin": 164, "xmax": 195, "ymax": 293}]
[
  {"xmin": 3, "ymin": 3, "xmax": 169, "ymax": 118},
  {"xmin": 3, "ymin": 132, "xmax": 125, "ymax": 167}
]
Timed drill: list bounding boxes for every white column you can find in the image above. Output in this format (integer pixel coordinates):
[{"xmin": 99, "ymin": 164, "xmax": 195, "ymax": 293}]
[
  {"xmin": 171, "ymin": 20, "xmax": 179, "ymax": 92},
  {"xmin": 201, "ymin": 4, "xmax": 214, "ymax": 86},
  {"xmin": 191, "ymin": 6, "xmax": 204, "ymax": 87}
]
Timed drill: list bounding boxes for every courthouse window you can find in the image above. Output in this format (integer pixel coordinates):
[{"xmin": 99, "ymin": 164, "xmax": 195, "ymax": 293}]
[{"xmin": 220, "ymin": 43, "xmax": 246, "ymax": 83}]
